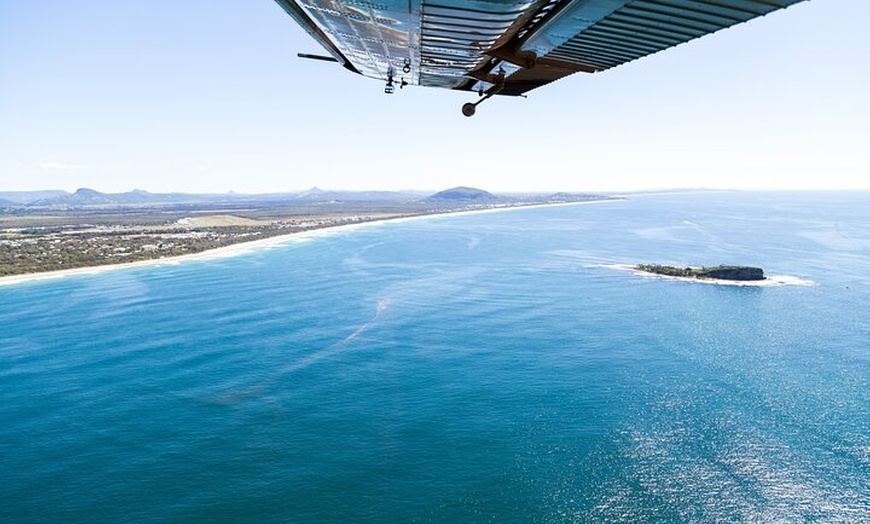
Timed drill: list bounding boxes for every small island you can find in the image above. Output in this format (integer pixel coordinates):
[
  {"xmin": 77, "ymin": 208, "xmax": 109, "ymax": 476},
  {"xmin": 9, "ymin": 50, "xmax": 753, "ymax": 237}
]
[{"xmin": 635, "ymin": 264, "xmax": 765, "ymax": 282}]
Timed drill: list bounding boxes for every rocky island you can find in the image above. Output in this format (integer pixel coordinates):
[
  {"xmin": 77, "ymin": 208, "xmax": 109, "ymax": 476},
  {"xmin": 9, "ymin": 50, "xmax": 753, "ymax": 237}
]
[{"xmin": 635, "ymin": 264, "xmax": 765, "ymax": 282}]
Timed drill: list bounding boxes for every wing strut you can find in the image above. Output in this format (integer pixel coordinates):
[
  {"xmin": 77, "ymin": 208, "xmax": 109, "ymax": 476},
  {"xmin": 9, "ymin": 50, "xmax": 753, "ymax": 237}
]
[{"xmin": 297, "ymin": 53, "xmax": 339, "ymax": 63}]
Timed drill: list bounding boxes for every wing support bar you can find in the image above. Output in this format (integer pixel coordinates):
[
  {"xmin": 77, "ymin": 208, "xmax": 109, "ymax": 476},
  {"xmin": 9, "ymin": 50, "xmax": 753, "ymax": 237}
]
[{"xmin": 297, "ymin": 53, "xmax": 339, "ymax": 63}]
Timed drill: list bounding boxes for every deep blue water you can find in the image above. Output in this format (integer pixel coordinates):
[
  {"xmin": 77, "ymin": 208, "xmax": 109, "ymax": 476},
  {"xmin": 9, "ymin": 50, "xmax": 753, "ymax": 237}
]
[{"xmin": 1, "ymin": 191, "xmax": 867, "ymax": 523}]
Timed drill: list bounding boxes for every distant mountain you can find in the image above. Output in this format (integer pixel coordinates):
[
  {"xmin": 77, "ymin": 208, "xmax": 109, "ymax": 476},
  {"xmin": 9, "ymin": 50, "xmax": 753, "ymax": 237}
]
[
  {"xmin": 291, "ymin": 187, "xmax": 325, "ymax": 200},
  {"xmin": 2, "ymin": 187, "xmax": 619, "ymax": 209},
  {"xmin": 425, "ymin": 187, "xmax": 497, "ymax": 202},
  {"xmin": 290, "ymin": 189, "xmax": 417, "ymax": 202},
  {"xmin": 0, "ymin": 190, "xmax": 68, "ymax": 204},
  {"xmin": 28, "ymin": 188, "xmax": 220, "ymax": 207},
  {"xmin": 13, "ymin": 187, "xmax": 428, "ymax": 208},
  {"xmin": 34, "ymin": 188, "xmax": 145, "ymax": 206},
  {"xmin": 68, "ymin": 188, "xmax": 115, "ymax": 205}
]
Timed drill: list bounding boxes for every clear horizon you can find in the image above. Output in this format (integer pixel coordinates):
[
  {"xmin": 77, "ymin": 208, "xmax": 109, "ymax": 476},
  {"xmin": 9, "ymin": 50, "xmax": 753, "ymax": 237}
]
[{"xmin": 2, "ymin": 1, "xmax": 868, "ymax": 193}]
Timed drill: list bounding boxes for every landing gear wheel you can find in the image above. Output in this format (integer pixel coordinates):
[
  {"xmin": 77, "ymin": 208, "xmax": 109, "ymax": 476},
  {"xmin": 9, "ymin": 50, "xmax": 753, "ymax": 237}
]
[{"xmin": 461, "ymin": 69, "xmax": 505, "ymax": 117}]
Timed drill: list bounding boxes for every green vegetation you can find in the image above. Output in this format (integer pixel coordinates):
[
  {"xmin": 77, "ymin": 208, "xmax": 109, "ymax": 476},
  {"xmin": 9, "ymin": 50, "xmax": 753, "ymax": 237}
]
[
  {"xmin": 0, "ymin": 190, "xmax": 618, "ymax": 277},
  {"xmin": 636, "ymin": 264, "xmax": 765, "ymax": 281},
  {"xmin": 0, "ymin": 213, "xmax": 396, "ymax": 277}
]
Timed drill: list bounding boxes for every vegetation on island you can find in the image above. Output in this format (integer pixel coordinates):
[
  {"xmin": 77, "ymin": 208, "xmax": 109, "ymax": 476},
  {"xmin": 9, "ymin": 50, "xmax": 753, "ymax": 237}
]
[{"xmin": 636, "ymin": 264, "xmax": 765, "ymax": 281}]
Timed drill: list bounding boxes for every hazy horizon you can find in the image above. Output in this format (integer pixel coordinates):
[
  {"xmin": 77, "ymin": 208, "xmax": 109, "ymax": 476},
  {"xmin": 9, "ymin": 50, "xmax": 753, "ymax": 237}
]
[
  {"xmin": 5, "ymin": 185, "xmax": 870, "ymax": 199},
  {"xmin": 5, "ymin": 186, "xmax": 867, "ymax": 200},
  {"xmin": 2, "ymin": 1, "xmax": 868, "ymax": 194}
]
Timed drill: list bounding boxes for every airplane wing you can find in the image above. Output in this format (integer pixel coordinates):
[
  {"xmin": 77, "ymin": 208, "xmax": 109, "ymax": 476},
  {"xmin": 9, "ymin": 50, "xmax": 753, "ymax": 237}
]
[{"xmin": 274, "ymin": 0, "xmax": 807, "ymax": 114}]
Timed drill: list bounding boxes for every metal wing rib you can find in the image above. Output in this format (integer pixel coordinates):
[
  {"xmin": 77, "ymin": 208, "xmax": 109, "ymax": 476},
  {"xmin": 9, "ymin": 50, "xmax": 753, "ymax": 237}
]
[{"xmin": 276, "ymin": 0, "xmax": 808, "ymax": 96}]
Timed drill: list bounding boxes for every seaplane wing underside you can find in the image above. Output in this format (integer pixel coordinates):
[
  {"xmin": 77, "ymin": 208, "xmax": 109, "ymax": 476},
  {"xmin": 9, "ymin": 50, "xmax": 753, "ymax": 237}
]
[{"xmin": 274, "ymin": 0, "xmax": 807, "ymax": 115}]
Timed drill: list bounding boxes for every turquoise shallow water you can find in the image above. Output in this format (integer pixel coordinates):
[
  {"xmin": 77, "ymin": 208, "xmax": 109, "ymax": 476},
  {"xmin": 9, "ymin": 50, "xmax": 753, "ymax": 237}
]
[{"xmin": 1, "ymin": 191, "xmax": 868, "ymax": 522}]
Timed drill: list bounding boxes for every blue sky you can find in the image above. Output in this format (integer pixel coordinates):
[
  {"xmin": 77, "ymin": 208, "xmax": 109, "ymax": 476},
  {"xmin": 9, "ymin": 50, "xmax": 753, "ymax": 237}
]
[{"xmin": 1, "ymin": 0, "xmax": 867, "ymax": 194}]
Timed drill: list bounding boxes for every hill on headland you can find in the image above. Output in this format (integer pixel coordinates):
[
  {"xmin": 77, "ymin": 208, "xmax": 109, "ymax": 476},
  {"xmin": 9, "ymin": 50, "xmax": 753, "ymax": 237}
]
[{"xmin": 424, "ymin": 187, "xmax": 498, "ymax": 202}]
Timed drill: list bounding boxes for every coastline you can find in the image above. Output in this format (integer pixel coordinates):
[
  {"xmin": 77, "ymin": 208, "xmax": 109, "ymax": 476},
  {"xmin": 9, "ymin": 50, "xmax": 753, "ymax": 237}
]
[
  {"xmin": 604, "ymin": 264, "xmax": 815, "ymax": 287},
  {"xmin": 0, "ymin": 200, "xmax": 612, "ymax": 287}
]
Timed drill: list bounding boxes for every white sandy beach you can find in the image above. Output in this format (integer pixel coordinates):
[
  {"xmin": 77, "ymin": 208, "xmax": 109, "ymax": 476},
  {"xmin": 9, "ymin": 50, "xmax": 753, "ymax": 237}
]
[
  {"xmin": 0, "ymin": 215, "xmax": 399, "ymax": 287},
  {"xmin": 0, "ymin": 200, "xmax": 614, "ymax": 287}
]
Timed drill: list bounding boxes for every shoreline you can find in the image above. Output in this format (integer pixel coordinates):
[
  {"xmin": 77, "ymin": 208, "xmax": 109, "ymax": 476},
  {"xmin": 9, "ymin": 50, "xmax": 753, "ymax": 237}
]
[{"xmin": 0, "ymin": 200, "xmax": 612, "ymax": 287}]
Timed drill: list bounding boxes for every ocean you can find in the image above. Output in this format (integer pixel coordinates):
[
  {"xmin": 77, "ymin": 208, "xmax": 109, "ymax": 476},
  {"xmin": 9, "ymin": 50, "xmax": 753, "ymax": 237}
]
[{"xmin": 1, "ymin": 191, "xmax": 867, "ymax": 523}]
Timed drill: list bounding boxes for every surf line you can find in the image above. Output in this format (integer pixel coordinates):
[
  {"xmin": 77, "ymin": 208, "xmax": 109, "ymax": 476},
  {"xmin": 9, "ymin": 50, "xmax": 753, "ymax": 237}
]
[{"xmin": 216, "ymin": 299, "xmax": 390, "ymax": 404}]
